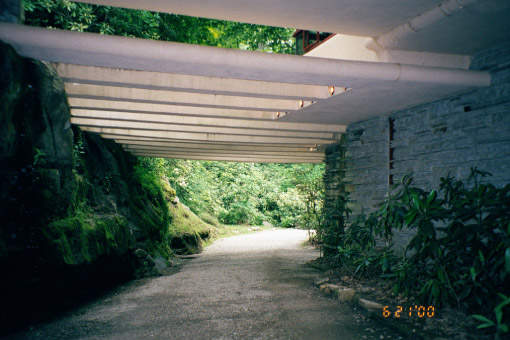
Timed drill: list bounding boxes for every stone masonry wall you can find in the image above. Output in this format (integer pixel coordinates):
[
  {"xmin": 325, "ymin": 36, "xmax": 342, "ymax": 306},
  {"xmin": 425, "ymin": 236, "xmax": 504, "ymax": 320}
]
[
  {"xmin": 323, "ymin": 142, "xmax": 344, "ymax": 217},
  {"xmin": 324, "ymin": 41, "xmax": 510, "ymax": 250}
]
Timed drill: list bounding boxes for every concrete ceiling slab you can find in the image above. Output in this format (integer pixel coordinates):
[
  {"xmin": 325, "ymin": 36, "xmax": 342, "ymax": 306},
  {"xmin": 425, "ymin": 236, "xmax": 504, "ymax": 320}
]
[
  {"xmin": 383, "ymin": 1, "xmax": 510, "ymax": 54},
  {"xmin": 0, "ymin": 22, "xmax": 493, "ymax": 163},
  {"xmin": 72, "ymin": 0, "xmax": 510, "ymax": 55}
]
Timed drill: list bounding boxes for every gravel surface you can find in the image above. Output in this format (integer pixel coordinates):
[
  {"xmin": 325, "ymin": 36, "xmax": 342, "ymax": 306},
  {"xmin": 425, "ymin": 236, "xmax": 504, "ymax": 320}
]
[{"xmin": 5, "ymin": 229, "xmax": 402, "ymax": 340}]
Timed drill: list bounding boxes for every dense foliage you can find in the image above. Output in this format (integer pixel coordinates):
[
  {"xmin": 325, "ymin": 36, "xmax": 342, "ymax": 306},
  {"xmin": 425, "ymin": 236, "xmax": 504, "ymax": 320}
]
[
  {"xmin": 331, "ymin": 170, "xmax": 510, "ymax": 339},
  {"xmin": 136, "ymin": 158, "xmax": 324, "ymax": 229},
  {"xmin": 23, "ymin": 0, "xmax": 295, "ymax": 53}
]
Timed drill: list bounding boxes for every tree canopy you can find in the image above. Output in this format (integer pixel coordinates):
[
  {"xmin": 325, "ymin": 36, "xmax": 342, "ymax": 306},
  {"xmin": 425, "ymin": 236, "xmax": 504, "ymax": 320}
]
[
  {"xmin": 23, "ymin": 0, "xmax": 295, "ymax": 53},
  {"xmin": 136, "ymin": 158, "xmax": 324, "ymax": 229}
]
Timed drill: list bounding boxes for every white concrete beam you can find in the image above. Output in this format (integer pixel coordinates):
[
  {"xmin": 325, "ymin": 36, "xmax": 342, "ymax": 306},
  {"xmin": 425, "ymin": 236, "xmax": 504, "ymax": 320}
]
[
  {"xmin": 0, "ymin": 23, "xmax": 490, "ymax": 89},
  {"xmin": 68, "ymin": 98, "xmax": 277, "ymax": 120},
  {"xmin": 123, "ymin": 145, "xmax": 323, "ymax": 158},
  {"xmin": 128, "ymin": 151, "xmax": 324, "ymax": 164},
  {"xmin": 375, "ymin": 50, "xmax": 471, "ymax": 69},
  {"xmin": 65, "ymin": 83, "xmax": 304, "ymax": 111},
  {"xmin": 80, "ymin": 126, "xmax": 335, "ymax": 145},
  {"xmin": 99, "ymin": 134, "xmax": 327, "ymax": 147},
  {"xmin": 55, "ymin": 63, "xmax": 333, "ymax": 100},
  {"xmin": 70, "ymin": 117, "xmax": 334, "ymax": 139},
  {"xmin": 71, "ymin": 109, "xmax": 346, "ymax": 133},
  {"xmin": 115, "ymin": 139, "xmax": 323, "ymax": 152}
]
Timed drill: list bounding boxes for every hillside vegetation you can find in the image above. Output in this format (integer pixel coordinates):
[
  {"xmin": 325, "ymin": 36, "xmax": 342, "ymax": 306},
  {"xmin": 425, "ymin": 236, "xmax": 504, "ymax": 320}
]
[{"xmin": 140, "ymin": 157, "xmax": 323, "ymax": 229}]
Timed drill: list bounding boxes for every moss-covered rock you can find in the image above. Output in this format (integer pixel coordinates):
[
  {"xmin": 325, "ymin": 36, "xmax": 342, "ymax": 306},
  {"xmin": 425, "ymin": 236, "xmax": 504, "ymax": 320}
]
[
  {"xmin": 161, "ymin": 176, "xmax": 177, "ymax": 201},
  {"xmin": 0, "ymin": 42, "xmax": 178, "ymax": 333},
  {"xmin": 0, "ymin": 41, "xmax": 222, "ymax": 334},
  {"xmin": 168, "ymin": 200, "xmax": 217, "ymax": 255},
  {"xmin": 0, "ymin": 42, "xmax": 180, "ymax": 267},
  {"xmin": 42, "ymin": 214, "xmax": 132, "ymax": 265}
]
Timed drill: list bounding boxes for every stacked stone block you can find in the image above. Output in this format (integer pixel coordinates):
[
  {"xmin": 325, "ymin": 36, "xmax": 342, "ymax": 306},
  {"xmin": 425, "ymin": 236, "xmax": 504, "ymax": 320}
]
[{"xmin": 324, "ymin": 41, "xmax": 510, "ymax": 250}]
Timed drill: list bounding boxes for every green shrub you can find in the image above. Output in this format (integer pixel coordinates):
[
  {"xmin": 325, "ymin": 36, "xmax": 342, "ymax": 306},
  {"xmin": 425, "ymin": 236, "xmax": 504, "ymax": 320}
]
[
  {"xmin": 250, "ymin": 212, "xmax": 264, "ymax": 226},
  {"xmin": 332, "ymin": 169, "xmax": 510, "ymax": 339},
  {"xmin": 380, "ymin": 170, "xmax": 510, "ymax": 312},
  {"xmin": 218, "ymin": 201, "xmax": 263, "ymax": 225},
  {"xmin": 219, "ymin": 201, "xmax": 250, "ymax": 225},
  {"xmin": 280, "ymin": 216, "xmax": 297, "ymax": 228}
]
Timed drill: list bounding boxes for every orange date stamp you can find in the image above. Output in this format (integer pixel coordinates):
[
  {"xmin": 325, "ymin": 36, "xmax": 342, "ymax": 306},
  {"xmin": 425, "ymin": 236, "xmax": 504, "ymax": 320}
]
[{"xmin": 383, "ymin": 305, "xmax": 435, "ymax": 318}]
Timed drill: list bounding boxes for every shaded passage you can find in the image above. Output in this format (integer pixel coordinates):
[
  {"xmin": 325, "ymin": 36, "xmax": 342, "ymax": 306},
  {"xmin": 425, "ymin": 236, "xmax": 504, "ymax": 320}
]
[{"xmin": 7, "ymin": 230, "xmax": 400, "ymax": 340}]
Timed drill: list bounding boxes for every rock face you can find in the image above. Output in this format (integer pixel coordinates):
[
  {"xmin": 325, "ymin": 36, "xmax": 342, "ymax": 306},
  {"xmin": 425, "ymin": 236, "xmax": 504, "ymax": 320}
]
[
  {"xmin": 0, "ymin": 41, "xmax": 77, "ymax": 258},
  {"xmin": 0, "ymin": 42, "xmax": 181, "ymax": 333}
]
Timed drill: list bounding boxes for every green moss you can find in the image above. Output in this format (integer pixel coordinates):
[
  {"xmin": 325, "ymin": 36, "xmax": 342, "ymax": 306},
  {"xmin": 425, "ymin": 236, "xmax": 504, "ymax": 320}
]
[
  {"xmin": 166, "ymin": 201, "xmax": 218, "ymax": 254},
  {"xmin": 198, "ymin": 212, "xmax": 220, "ymax": 227},
  {"xmin": 128, "ymin": 162, "xmax": 174, "ymax": 258},
  {"xmin": 42, "ymin": 189, "xmax": 53, "ymax": 200},
  {"xmin": 43, "ymin": 214, "xmax": 132, "ymax": 266},
  {"xmin": 169, "ymin": 202, "xmax": 216, "ymax": 237},
  {"xmin": 160, "ymin": 177, "xmax": 176, "ymax": 201},
  {"xmin": 42, "ymin": 217, "xmax": 82, "ymax": 265},
  {"xmin": 131, "ymin": 200, "xmax": 168, "ymax": 236},
  {"xmin": 97, "ymin": 215, "xmax": 131, "ymax": 255},
  {"xmin": 78, "ymin": 223, "xmax": 94, "ymax": 263}
]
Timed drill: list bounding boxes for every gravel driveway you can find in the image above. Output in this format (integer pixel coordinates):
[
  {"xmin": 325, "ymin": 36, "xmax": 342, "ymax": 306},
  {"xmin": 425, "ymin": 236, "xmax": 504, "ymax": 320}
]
[{"xmin": 5, "ymin": 229, "xmax": 401, "ymax": 340}]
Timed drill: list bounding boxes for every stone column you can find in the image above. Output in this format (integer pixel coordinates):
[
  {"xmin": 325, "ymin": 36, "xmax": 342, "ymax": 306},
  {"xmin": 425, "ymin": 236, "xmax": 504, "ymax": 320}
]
[{"xmin": 322, "ymin": 138, "xmax": 347, "ymax": 255}]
